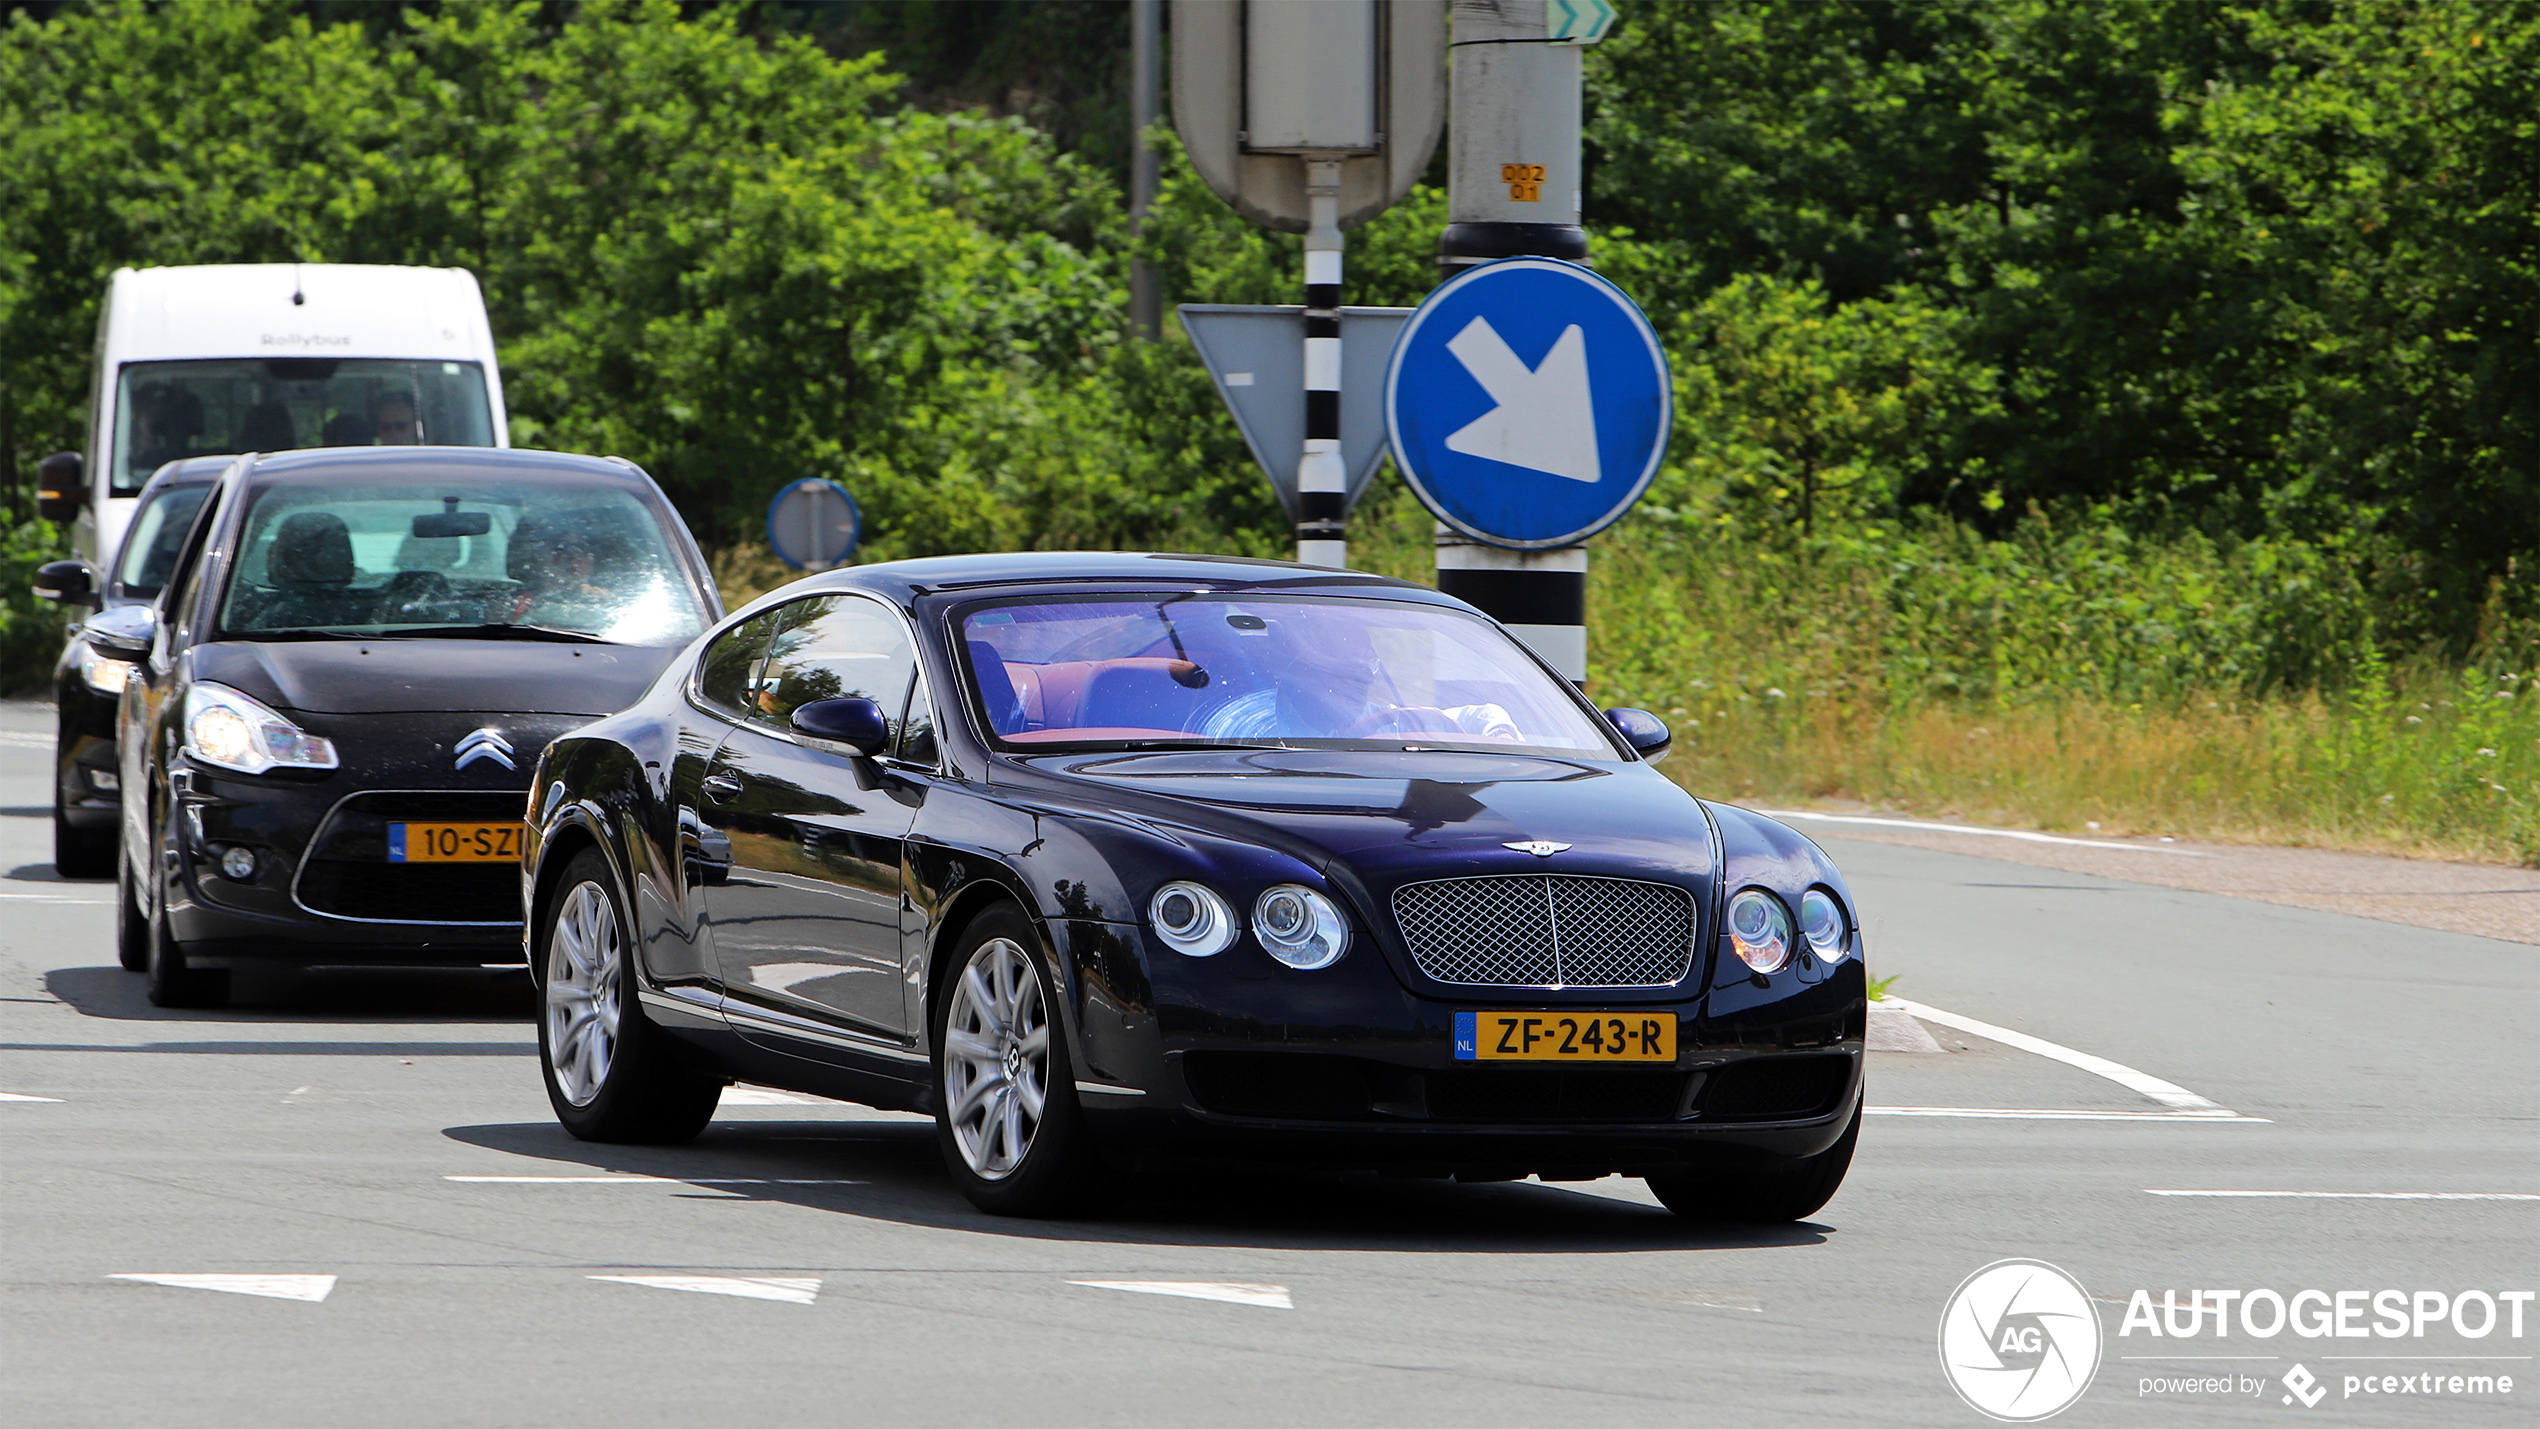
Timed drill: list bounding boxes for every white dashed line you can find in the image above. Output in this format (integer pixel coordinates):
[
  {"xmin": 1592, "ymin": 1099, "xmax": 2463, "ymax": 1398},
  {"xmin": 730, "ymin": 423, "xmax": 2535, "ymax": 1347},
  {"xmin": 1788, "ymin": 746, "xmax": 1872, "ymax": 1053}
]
[
  {"xmin": 445, "ymin": 1175, "xmax": 863, "ymax": 1185},
  {"xmin": 2147, "ymin": 1189, "xmax": 2539, "ymax": 1201},
  {"xmin": 112, "ymin": 1273, "xmax": 337, "ymax": 1301},
  {"xmin": 1, "ymin": 1091, "xmax": 63, "ymax": 1102},
  {"xmin": 1763, "ymin": 808, "xmax": 2213, "ymax": 856},
  {"xmin": 1070, "ymin": 1280, "xmax": 1294, "ymax": 1310},
  {"xmin": 1871, "ymin": 1106, "xmax": 2270, "ymax": 1122},
  {"xmin": 592, "ymin": 1275, "xmax": 822, "ymax": 1304}
]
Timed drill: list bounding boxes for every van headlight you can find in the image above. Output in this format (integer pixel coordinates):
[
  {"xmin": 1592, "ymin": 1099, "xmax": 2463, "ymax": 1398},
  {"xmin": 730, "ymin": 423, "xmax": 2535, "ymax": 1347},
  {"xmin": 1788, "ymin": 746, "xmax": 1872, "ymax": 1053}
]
[
  {"xmin": 184, "ymin": 683, "xmax": 338, "ymax": 775},
  {"xmin": 1253, "ymin": 885, "xmax": 1348, "ymax": 970}
]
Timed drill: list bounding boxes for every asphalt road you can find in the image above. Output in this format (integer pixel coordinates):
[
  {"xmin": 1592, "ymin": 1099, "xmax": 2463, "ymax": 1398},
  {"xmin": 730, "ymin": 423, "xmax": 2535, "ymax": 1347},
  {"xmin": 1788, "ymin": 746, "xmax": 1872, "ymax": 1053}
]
[{"xmin": 1, "ymin": 701, "xmax": 2531, "ymax": 1427}]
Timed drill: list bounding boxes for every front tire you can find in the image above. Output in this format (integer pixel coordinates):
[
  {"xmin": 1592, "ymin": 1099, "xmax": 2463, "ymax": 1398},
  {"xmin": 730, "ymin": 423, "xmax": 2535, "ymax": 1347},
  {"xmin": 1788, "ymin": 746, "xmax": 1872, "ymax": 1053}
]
[
  {"xmin": 144, "ymin": 871, "xmax": 227, "ymax": 1009},
  {"xmin": 933, "ymin": 904, "xmax": 1099, "ymax": 1217},
  {"xmin": 1646, "ymin": 1099, "xmax": 1860, "ymax": 1223},
  {"xmin": 53, "ymin": 716, "xmax": 115, "ymax": 879},
  {"xmin": 536, "ymin": 847, "xmax": 721, "ymax": 1143},
  {"xmin": 115, "ymin": 843, "xmax": 149, "ymax": 973}
]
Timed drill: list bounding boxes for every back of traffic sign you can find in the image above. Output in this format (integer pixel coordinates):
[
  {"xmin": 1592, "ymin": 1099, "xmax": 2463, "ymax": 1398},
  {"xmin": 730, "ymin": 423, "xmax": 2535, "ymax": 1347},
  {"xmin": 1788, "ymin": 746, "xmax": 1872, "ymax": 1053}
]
[
  {"xmin": 765, "ymin": 479, "xmax": 860, "ymax": 572},
  {"xmin": 1384, "ymin": 259, "xmax": 1671, "ymax": 550}
]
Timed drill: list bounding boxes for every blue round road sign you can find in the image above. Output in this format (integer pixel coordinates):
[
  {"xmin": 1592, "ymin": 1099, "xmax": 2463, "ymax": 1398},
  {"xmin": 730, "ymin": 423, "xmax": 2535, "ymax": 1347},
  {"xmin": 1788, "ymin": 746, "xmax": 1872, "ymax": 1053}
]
[
  {"xmin": 766, "ymin": 478, "xmax": 861, "ymax": 571},
  {"xmin": 1384, "ymin": 258, "xmax": 1672, "ymax": 549}
]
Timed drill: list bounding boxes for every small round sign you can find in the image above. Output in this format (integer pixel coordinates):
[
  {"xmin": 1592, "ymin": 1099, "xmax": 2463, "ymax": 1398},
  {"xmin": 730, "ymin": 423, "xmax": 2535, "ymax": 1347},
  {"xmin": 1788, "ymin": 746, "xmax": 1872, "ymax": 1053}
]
[
  {"xmin": 765, "ymin": 479, "xmax": 861, "ymax": 571},
  {"xmin": 1384, "ymin": 257, "xmax": 1672, "ymax": 550}
]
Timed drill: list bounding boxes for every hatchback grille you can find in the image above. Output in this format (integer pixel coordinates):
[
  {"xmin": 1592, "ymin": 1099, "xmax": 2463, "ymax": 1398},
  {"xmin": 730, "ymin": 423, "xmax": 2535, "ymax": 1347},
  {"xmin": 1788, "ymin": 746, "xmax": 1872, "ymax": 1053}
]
[
  {"xmin": 294, "ymin": 791, "xmax": 526, "ymax": 925},
  {"xmin": 1391, "ymin": 875, "xmax": 1695, "ymax": 988}
]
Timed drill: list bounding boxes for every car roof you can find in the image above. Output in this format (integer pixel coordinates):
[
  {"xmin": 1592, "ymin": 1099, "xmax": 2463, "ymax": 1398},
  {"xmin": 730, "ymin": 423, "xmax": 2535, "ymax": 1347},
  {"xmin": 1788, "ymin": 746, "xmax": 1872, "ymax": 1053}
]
[
  {"xmin": 238, "ymin": 446, "xmax": 651, "ymax": 491},
  {"xmin": 798, "ymin": 550, "xmax": 1447, "ymax": 603},
  {"xmin": 141, "ymin": 455, "xmax": 234, "ymax": 490}
]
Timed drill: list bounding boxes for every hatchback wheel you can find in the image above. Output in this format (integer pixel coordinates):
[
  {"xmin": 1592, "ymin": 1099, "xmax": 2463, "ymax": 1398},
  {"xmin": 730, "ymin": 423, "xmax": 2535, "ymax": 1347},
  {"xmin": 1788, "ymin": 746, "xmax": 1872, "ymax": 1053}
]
[
  {"xmin": 536, "ymin": 847, "xmax": 721, "ymax": 1142},
  {"xmin": 144, "ymin": 870, "xmax": 226, "ymax": 1008},
  {"xmin": 933, "ymin": 905, "xmax": 1098, "ymax": 1216},
  {"xmin": 115, "ymin": 843, "xmax": 149, "ymax": 973},
  {"xmin": 1646, "ymin": 1098, "xmax": 1860, "ymax": 1223}
]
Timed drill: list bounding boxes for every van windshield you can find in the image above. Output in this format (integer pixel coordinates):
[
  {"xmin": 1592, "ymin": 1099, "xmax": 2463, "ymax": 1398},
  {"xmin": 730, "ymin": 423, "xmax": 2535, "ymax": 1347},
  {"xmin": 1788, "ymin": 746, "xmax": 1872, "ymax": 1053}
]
[
  {"xmin": 215, "ymin": 477, "xmax": 711, "ymax": 647},
  {"xmin": 111, "ymin": 359, "xmax": 495, "ymax": 494}
]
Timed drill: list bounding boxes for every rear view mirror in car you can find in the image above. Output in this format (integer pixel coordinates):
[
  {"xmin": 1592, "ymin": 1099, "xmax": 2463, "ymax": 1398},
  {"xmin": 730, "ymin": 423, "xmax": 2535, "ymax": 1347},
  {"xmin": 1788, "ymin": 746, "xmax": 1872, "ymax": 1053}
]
[{"xmin": 412, "ymin": 496, "xmax": 491, "ymax": 539}]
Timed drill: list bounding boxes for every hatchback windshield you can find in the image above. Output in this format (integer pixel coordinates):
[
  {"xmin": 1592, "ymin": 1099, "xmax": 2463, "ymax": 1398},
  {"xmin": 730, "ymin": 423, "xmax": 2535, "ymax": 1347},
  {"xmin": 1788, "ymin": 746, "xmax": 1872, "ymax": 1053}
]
[
  {"xmin": 960, "ymin": 595, "xmax": 1617, "ymax": 755},
  {"xmin": 217, "ymin": 477, "xmax": 710, "ymax": 646},
  {"xmin": 115, "ymin": 483, "xmax": 212, "ymax": 599},
  {"xmin": 112, "ymin": 358, "xmax": 495, "ymax": 493}
]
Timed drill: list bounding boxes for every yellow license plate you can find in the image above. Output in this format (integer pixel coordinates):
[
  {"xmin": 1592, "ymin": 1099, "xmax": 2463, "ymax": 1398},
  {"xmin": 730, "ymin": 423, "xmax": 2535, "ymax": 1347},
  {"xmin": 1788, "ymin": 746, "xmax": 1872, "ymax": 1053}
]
[
  {"xmin": 389, "ymin": 821, "xmax": 522, "ymax": 863},
  {"xmin": 1455, "ymin": 1011, "xmax": 1676, "ymax": 1062}
]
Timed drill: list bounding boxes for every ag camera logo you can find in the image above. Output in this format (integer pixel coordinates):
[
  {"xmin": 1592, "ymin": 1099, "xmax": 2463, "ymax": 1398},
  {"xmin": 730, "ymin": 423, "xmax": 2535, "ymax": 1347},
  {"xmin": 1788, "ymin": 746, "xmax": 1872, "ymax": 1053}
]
[{"xmin": 1940, "ymin": 1259, "xmax": 2104, "ymax": 1421}]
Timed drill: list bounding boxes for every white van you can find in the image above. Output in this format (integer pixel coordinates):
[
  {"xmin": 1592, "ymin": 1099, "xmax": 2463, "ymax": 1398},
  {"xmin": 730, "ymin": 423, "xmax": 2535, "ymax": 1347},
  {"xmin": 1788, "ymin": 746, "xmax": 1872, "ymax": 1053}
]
[{"xmin": 40, "ymin": 264, "xmax": 509, "ymax": 564}]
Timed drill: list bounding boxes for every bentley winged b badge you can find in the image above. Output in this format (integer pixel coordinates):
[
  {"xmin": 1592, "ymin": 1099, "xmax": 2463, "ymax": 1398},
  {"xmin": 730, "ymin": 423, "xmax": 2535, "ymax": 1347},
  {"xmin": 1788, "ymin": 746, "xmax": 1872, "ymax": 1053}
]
[{"xmin": 1503, "ymin": 840, "xmax": 1573, "ymax": 858}]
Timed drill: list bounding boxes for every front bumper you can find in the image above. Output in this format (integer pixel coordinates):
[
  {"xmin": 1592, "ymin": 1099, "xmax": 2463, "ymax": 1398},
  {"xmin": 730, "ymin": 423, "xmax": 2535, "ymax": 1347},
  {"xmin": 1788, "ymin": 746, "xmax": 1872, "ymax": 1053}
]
[{"xmin": 1053, "ymin": 918, "xmax": 1865, "ymax": 1177}]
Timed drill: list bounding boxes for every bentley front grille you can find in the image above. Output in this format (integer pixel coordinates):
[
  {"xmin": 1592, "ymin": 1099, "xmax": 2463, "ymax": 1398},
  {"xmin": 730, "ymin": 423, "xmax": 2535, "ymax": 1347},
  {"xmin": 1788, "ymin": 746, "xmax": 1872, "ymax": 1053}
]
[{"xmin": 1390, "ymin": 874, "xmax": 1696, "ymax": 988}]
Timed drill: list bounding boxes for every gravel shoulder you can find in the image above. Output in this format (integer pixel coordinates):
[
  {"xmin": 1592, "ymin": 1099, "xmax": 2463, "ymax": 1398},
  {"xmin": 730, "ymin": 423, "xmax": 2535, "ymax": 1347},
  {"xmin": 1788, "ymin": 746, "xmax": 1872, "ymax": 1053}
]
[{"xmin": 1759, "ymin": 805, "xmax": 2540, "ymax": 945}]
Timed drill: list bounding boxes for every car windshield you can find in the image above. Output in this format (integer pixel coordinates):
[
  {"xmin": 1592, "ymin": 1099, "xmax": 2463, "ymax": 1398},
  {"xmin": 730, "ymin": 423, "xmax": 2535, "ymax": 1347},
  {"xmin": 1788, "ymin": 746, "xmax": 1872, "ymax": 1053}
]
[
  {"xmin": 114, "ymin": 483, "xmax": 211, "ymax": 599},
  {"xmin": 111, "ymin": 358, "xmax": 496, "ymax": 494},
  {"xmin": 216, "ymin": 476, "xmax": 710, "ymax": 646},
  {"xmin": 959, "ymin": 594, "xmax": 1618, "ymax": 755}
]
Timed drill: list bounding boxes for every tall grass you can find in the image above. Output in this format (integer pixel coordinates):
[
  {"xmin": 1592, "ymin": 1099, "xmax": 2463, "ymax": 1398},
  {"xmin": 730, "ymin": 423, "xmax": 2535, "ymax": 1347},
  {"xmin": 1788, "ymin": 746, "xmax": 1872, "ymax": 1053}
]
[{"xmin": 1349, "ymin": 478, "xmax": 2539, "ymax": 867}]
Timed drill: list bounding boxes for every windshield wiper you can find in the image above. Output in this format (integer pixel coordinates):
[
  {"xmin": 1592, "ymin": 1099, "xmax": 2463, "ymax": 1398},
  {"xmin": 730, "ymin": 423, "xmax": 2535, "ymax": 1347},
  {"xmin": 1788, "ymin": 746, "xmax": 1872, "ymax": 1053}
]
[
  {"xmin": 372, "ymin": 622, "xmax": 610, "ymax": 644},
  {"xmin": 223, "ymin": 628, "xmax": 369, "ymax": 642},
  {"xmin": 1104, "ymin": 739, "xmax": 1290, "ymax": 751}
]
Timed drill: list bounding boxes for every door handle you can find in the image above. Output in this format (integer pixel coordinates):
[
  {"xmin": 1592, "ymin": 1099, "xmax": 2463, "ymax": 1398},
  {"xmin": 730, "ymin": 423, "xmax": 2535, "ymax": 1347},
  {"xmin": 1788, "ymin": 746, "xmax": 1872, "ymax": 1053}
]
[{"xmin": 702, "ymin": 772, "xmax": 743, "ymax": 802}]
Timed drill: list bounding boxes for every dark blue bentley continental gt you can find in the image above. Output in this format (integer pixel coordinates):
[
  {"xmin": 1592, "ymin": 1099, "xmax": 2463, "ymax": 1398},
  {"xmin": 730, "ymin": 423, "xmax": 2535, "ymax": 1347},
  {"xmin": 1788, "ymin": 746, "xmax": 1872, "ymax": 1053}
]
[{"xmin": 524, "ymin": 553, "xmax": 1865, "ymax": 1220}]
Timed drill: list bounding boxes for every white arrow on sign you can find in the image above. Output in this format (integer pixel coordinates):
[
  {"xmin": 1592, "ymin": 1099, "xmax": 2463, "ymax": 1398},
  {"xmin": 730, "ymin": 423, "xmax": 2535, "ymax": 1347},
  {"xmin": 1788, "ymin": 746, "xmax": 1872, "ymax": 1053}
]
[{"xmin": 1442, "ymin": 318, "xmax": 1601, "ymax": 485}]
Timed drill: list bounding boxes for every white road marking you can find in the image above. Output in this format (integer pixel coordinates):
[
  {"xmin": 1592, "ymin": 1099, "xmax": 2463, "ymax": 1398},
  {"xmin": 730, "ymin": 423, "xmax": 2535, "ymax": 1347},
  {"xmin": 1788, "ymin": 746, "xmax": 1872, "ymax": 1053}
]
[
  {"xmin": 592, "ymin": 1275, "xmax": 820, "ymax": 1304},
  {"xmin": 1666, "ymin": 1291, "xmax": 1763, "ymax": 1312},
  {"xmin": 0, "ymin": 731, "xmax": 54, "ymax": 748},
  {"xmin": 720, "ymin": 1087, "xmax": 837, "ymax": 1106},
  {"xmin": 445, "ymin": 1175, "xmax": 862, "ymax": 1185},
  {"xmin": 1880, "ymin": 996, "xmax": 2238, "ymax": 1114},
  {"xmin": 1070, "ymin": 1280, "xmax": 1294, "ymax": 1310},
  {"xmin": 1763, "ymin": 808, "xmax": 2212, "ymax": 856},
  {"xmin": 111, "ymin": 1273, "xmax": 336, "ymax": 1302},
  {"xmin": 2147, "ymin": 1189, "xmax": 2539, "ymax": 1201},
  {"xmin": 1, "ymin": 1091, "xmax": 63, "ymax": 1102},
  {"xmin": 1870, "ymin": 1106, "xmax": 2269, "ymax": 1122},
  {"xmin": 0, "ymin": 894, "xmax": 113, "ymax": 904}
]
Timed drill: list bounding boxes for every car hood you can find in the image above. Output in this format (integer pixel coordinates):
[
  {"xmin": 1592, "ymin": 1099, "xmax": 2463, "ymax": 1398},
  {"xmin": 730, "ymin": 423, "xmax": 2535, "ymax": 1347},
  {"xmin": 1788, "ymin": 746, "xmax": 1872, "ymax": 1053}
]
[
  {"xmin": 191, "ymin": 639, "xmax": 678, "ymax": 717},
  {"xmin": 1014, "ymin": 747, "xmax": 1717, "ymax": 891}
]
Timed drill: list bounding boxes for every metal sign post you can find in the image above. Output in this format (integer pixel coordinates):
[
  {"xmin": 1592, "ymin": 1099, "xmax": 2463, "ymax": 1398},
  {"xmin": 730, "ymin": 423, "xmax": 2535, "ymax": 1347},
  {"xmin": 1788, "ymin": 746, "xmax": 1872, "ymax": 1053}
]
[{"xmin": 1171, "ymin": 0, "xmax": 1447, "ymax": 568}]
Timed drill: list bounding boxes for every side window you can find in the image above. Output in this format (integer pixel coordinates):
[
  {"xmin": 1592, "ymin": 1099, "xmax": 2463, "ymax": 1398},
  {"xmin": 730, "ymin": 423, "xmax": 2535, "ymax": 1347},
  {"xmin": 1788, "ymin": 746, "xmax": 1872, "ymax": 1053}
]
[
  {"xmin": 159, "ymin": 486, "xmax": 225, "ymax": 643},
  {"xmin": 751, "ymin": 595, "xmax": 916, "ymax": 737},
  {"xmin": 894, "ymin": 675, "xmax": 939, "ymax": 767},
  {"xmin": 695, "ymin": 611, "xmax": 778, "ymax": 718}
]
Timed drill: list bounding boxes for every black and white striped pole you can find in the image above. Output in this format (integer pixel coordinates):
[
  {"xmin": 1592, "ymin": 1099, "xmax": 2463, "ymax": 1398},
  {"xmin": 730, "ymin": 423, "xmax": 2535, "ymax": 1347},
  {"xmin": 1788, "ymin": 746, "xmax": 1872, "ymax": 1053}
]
[
  {"xmin": 1432, "ymin": 0, "xmax": 1603, "ymax": 682},
  {"xmin": 1297, "ymin": 160, "xmax": 1347, "ymax": 568}
]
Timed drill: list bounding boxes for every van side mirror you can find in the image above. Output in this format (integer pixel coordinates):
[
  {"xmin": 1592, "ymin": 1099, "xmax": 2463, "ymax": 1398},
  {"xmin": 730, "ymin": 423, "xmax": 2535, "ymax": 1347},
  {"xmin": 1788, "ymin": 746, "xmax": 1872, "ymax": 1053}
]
[
  {"xmin": 34, "ymin": 560, "xmax": 99, "ymax": 608},
  {"xmin": 1604, "ymin": 707, "xmax": 1672, "ymax": 763},
  {"xmin": 36, "ymin": 452, "xmax": 83, "ymax": 525},
  {"xmin": 81, "ymin": 604, "xmax": 156, "ymax": 662},
  {"xmin": 791, "ymin": 696, "xmax": 890, "ymax": 757}
]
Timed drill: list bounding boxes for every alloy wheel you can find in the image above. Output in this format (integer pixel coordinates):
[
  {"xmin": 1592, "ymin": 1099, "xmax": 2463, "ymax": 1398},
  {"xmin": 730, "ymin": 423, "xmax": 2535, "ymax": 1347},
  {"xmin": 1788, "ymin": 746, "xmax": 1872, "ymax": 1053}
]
[
  {"xmin": 942, "ymin": 936, "xmax": 1050, "ymax": 1180},
  {"xmin": 544, "ymin": 880, "xmax": 623, "ymax": 1107}
]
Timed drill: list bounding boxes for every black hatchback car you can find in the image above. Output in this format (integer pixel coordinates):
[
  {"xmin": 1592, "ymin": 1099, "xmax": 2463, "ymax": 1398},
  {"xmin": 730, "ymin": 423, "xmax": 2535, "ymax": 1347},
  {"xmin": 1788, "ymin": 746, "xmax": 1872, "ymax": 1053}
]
[
  {"xmin": 523, "ymin": 553, "xmax": 1866, "ymax": 1222},
  {"xmin": 108, "ymin": 447, "xmax": 721, "ymax": 1007},
  {"xmin": 35, "ymin": 457, "xmax": 224, "ymax": 876}
]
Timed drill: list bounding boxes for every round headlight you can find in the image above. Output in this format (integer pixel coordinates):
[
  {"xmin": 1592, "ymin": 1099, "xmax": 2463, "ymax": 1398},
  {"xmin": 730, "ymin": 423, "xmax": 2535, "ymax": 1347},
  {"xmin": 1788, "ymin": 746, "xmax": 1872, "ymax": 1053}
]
[
  {"xmin": 1149, "ymin": 881, "xmax": 1235, "ymax": 957},
  {"xmin": 189, "ymin": 703, "xmax": 259, "ymax": 770},
  {"xmin": 1800, "ymin": 888, "xmax": 1847, "ymax": 962},
  {"xmin": 1727, "ymin": 888, "xmax": 1793, "ymax": 974},
  {"xmin": 1253, "ymin": 884, "xmax": 1348, "ymax": 970}
]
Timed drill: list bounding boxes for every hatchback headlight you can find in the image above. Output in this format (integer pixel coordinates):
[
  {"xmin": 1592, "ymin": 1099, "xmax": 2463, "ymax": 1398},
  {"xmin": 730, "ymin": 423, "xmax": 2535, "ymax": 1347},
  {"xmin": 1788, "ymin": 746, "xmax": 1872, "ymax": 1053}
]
[
  {"xmin": 1800, "ymin": 888, "xmax": 1848, "ymax": 963},
  {"xmin": 1727, "ymin": 887, "xmax": 1793, "ymax": 974},
  {"xmin": 1253, "ymin": 884, "xmax": 1348, "ymax": 970},
  {"xmin": 74, "ymin": 641, "xmax": 131, "ymax": 696},
  {"xmin": 184, "ymin": 683, "xmax": 338, "ymax": 775},
  {"xmin": 1149, "ymin": 880, "xmax": 1236, "ymax": 957}
]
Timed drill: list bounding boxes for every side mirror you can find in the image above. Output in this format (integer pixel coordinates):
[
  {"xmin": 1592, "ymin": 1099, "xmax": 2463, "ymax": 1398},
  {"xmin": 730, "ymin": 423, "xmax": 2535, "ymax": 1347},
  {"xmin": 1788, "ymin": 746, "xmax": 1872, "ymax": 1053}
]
[
  {"xmin": 791, "ymin": 696, "xmax": 890, "ymax": 757},
  {"xmin": 36, "ymin": 451, "xmax": 83, "ymax": 526},
  {"xmin": 1604, "ymin": 707, "xmax": 1672, "ymax": 763},
  {"xmin": 33, "ymin": 559, "xmax": 99, "ymax": 608},
  {"xmin": 82, "ymin": 604, "xmax": 156, "ymax": 662}
]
